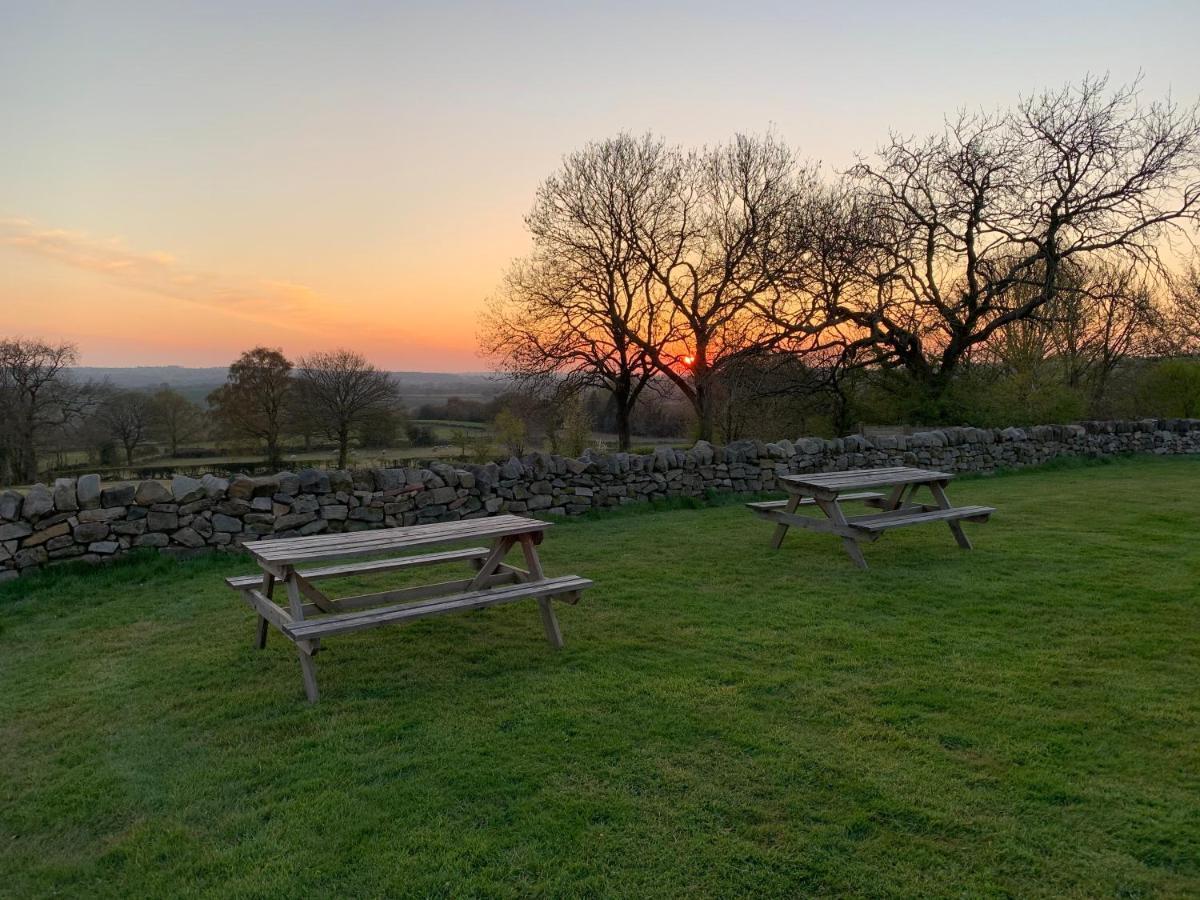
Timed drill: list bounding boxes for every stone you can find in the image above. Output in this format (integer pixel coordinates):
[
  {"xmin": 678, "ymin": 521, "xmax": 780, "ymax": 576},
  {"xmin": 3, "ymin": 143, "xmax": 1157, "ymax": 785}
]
[
  {"xmin": 134, "ymin": 480, "xmax": 172, "ymax": 505},
  {"xmin": 171, "ymin": 475, "xmax": 205, "ymax": 503},
  {"xmin": 14, "ymin": 546, "xmax": 48, "ymax": 568},
  {"xmin": 320, "ymin": 504, "xmax": 349, "ymax": 521},
  {"xmin": 169, "ymin": 527, "xmax": 205, "ymax": 548},
  {"xmin": 0, "ymin": 522, "xmax": 32, "ymax": 541},
  {"xmin": 73, "ymin": 522, "xmax": 111, "ymax": 543},
  {"xmin": 101, "ymin": 483, "xmax": 136, "ymax": 507},
  {"xmin": 23, "ymin": 484, "xmax": 54, "ymax": 520},
  {"xmin": 136, "ymin": 533, "xmax": 171, "ymax": 548},
  {"xmin": 48, "ymin": 543, "xmax": 85, "ymax": 560},
  {"xmin": 45, "ymin": 534, "xmax": 76, "ymax": 552},
  {"xmin": 111, "ymin": 520, "xmax": 147, "ymax": 536},
  {"xmin": 299, "ymin": 519, "xmax": 328, "ymax": 535},
  {"xmin": 88, "ymin": 541, "xmax": 120, "ymax": 555},
  {"xmin": 274, "ymin": 512, "xmax": 317, "ymax": 531},
  {"xmin": 78, "ymin": 506, "xmax": 126, "ymax": 523},
  {"xmin": 227, "ymin": 476, "xmax": 256, "ymax": 499},
  {"xmin": 146, "ymin": 511, "xmax": 179, "ymax": 532},
  {"xmin": 0, "ymin": 490, "xmax": 23, "ymax": 521},
  {"xmin": 76, "ymin": 474, "xmax": 102, "ymax": 508},
  {"xmin": 24, "ymin": 521, "xmax": 70, "ymax": 547},
  {"xmin": 297, "ymin": 468, "xmax": 330, "ymax": 493},
  {"xmin": 53, "ymin": 477, "xmax": 78, "ymax": 511},
  {"xmin": 212, "ymin": 514, "xmax": 243, "ymax": 533},
  {"xmin": 201, "ymin": 473, "xmax": 229, "ymax": 499}
]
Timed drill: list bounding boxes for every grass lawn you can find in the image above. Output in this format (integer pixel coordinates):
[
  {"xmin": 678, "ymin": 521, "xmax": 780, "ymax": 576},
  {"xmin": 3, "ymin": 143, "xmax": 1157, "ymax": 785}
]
[{"xmin": 1, "ymin": 456, "xmax": 1197, "ymax": 897}]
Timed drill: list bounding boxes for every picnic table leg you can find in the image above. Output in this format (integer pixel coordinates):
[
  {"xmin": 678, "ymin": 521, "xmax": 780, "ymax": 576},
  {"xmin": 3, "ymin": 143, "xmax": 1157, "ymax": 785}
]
[
  {"xmin": 883, "ymin": 483, "xmax": 909, "ymax": 511},
  {"xmin": 255, "ymin": 572, "xmax": 274, "ymax": 649},
  {"xmin": 518, "ymin": 533, "xmax": 564, "ymax": 649},
  {"xmin": 813, "ymin": 496, "xmax": 869, "ymax": 570},
  {"xmin": 285, "ymin": 570, "xmax": 320, "ymax": 703},
  {"xmin": 770, "ymin": 492, "xmax": 802, "ymax": 549},
  {"xmin": 928, "ymin": 481, "xmax": 972, "ymax": 550}
]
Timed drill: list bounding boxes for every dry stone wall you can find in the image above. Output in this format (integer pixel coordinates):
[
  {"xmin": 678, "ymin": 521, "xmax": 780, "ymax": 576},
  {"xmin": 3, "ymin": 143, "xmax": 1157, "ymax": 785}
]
[{"xmin": 2, "ymin": 418, "xmax": 1198, "ymax": 580}]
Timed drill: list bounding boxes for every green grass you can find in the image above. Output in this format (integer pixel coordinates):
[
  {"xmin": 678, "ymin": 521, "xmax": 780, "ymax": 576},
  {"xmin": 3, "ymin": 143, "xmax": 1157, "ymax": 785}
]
[{"xmin": 1, "ymin": 456, "xmax": 1197, "ymax": 897}]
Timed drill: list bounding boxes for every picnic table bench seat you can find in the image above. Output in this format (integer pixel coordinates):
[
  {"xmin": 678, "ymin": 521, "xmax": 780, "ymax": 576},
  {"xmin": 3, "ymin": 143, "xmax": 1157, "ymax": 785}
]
[
  {"xmin": 282, "ymin": 575, "xmax": 592, "ymax": 641},
  {"xmin": 224, "ymin": 546, "xmax": 492, "ymax": 591},
  {"xmin": 848, "ymin": 504, "xmax": 995, "ymax": 532},
  {"xmin": 226, "ymin": 514, "xmax": 591, "ymax": 703},
  {"xmin": 745, "ymin": 491, "xmax": 885, "ymax": 512}
]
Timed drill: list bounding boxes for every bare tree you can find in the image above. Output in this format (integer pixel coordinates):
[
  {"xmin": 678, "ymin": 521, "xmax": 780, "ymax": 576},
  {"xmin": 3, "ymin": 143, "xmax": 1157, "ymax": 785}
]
[
  {"xmin": 208, "ymin": 347, "xmax": 294, "ymax": 469},
  {"xmin": 94, "ymin": 389, "xmax": 155, "ymax": 465},
  {"xmin": 295, "ymin": 350, "xmax": 399, "ymax": 468},
  {"xmin": 837, "ymin": 77, "xmax": 1200, "ymax": 417},
  {"xmin": 1166, "ymin": 257, "xmax": 1200, "ymax": 354},
  {"xmin": 0, "ymin": 338, "xmax": 95, "ymax": 483},
  {"xmin": 150, "ymin": 386, "xmax": 206, "ymax": 457},
  {"xmin": 624, "ymin": 134, "xmax": 827, "ymax": 441},
  {"xmin": 480, "ymin": 135, "xmax": 669, "ymax": 450},
  {"xmin": 1045, "ymin": 259, "xmax": 1161, "ymax": 403}
]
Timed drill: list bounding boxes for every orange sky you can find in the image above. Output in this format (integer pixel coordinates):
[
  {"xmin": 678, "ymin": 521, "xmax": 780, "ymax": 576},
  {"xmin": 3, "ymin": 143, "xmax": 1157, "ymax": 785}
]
[{"xmin": 2, "ymin": 2, "xmax": 1197, "ymax": 371}]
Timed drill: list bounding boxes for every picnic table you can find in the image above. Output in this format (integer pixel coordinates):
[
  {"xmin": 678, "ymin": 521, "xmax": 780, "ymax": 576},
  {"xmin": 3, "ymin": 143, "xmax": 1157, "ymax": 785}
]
[
  {"xmin": 748, "ymin": 466, "xmax": 994, "ymax": 570},
  {"xmin": 226, "ymin": 515, "xmax": 591, "ymax": 702}
]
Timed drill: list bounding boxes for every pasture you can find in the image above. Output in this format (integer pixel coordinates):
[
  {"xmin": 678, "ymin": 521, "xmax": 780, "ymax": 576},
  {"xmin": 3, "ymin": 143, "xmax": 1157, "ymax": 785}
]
[{"xmin": 1, "ymin": 457, "xmax": 1196, "ymax": 897}]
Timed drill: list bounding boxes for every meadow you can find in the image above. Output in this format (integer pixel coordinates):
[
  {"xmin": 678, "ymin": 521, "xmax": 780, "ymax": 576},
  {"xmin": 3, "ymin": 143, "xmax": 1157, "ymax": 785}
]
[{"xmin": 0, "ymin": 457, "xmax": 1196, "ymax": 897}]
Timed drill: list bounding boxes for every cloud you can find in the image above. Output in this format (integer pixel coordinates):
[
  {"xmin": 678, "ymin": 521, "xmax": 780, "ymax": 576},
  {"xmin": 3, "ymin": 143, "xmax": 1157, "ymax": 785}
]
[{"xmin": 0, "ymin": 217, "xmax": 322, "ymax": 326}]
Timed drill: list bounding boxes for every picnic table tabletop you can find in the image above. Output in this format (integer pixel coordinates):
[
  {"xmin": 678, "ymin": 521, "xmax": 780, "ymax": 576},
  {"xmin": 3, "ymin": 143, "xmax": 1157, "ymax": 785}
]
[
  {"xmin": 781, "ymin": 466, "xmax": 954, "ymax": 495},
  {"xmin": 249, "ymin": 513, "xmax": 550, "ymax": 571}
]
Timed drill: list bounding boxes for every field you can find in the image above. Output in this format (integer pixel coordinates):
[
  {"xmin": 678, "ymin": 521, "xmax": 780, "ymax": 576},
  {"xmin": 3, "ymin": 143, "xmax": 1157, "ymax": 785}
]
[{"xmin": 1, "ymin": 457, "xmax": 1197, "ymax": 897}]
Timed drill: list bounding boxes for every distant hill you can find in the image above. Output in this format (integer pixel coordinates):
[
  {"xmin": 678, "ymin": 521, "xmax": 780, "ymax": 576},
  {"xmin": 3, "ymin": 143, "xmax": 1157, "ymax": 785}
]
[{"xmin": 71, "ymin": 366, "xmax": 508, "ymax": 406}]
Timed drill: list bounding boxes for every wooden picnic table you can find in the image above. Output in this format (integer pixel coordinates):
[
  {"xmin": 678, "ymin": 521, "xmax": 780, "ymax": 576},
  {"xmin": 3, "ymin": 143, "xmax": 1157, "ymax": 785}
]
[
  {"xmin": 748, "ymin": 466, "xmax": 994, "ymax": 570},
  {"xmin": 226, "ymin": 514, "xmax": 591, "ymax": 703}
]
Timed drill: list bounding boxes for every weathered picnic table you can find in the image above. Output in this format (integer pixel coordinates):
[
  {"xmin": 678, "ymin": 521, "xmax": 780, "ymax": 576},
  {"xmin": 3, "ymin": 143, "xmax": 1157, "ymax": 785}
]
[
  {"xmin": 226, "ymin": 514, "xmax": 591, "ymax": 702},
  {"xmin": 748, "ymin": 466, "xmax": 994, "ymax": 570}
]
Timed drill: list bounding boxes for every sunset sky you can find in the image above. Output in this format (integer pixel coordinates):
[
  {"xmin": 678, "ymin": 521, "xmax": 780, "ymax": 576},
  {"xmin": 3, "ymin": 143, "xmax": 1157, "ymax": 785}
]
[{"xmin": 3, "ymin": 1, "xmax": 1198, "ymax": 371}]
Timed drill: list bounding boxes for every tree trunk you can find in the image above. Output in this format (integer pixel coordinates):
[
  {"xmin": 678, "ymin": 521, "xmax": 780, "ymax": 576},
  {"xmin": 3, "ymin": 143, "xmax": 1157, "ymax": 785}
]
[
  {"xmin": 613, "ymin": 382, "xmax": 633, "ymax": 451},
  {"xmin": 124, "ymin": 444, "xmax": 135, "ymax": 465},
  {"xmin": 337, "ymin": 428, "xmax": 350, "ymax": 469},
  {"xmin": 693, "ymin": 370, "xmax": 716, "ymax": 443},
  {"xmin": 17, "ymin": 429, "xmax": 38, "ymax": 483},
  {"xmin": 266, "ymin": 437, "xmax": 282, "ymax": 470}
]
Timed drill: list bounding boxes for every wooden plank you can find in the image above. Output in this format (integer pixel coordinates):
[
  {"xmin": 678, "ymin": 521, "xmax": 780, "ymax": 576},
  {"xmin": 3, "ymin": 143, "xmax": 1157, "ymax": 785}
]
[
  {"xmin": 283, "ymin": 575, "xmax": 593, "ymax": 641},
  {"xmin": 321, "ymin": 571, "xmax": 523, "ymax": 612},
  {"xmin": 291, "ymin": 571, "xmax": 337, "ymax": 614},
  {"xmin": 254, "ymin": 523, "xmax": 547, "ymax": 568},
  {"xmin": 928, "ymin": 480, "xmax": 974, "ymax": 549},
  {"xmin": 253, "ymin": 517, "xmax": 537, "ymax": 558},
  {"xmin": 519, "ymin": 533, "xmax": 562, "ymax": 649},
  {"xmin": 250, "ymin": 515, "xmax": 548, "ymax": 564},
  {"xmin": 782, "ymin": 468, "xmax": 953, "ymax": 492},
  {"xmin": 255, "ymin": 513, "xmax": 540, "ymax": 550},
  {"xmin": 225, "ymin": 547, "xmax": 491, "ymax": 591},
  {"xmin": 849, "ymin": 505, "xmax": 995, "ymax": 532},
  {"xmin": 748, "ymin": 506, "xmax": 879, "ymax": 540},
  {"xmin": 813, "ymin": 494, "xmax": 870, "ymax": 570},
  {"xmin": 242, "ymin": 588, "xmax": 296, "ymax": 630},
  {"xmin": 770, "ymin": 493, "xmax": 801, "ymax": 549},
  {"xmin": 255, "ymin": 571, "xmax": 274, "ymax": 649},
  {"xmin": 468, "ymin": 536, "xmax": 517, "ymax": 590},
  {"xmin": 746, "ymin": 492, "xmax": 884, "ymax": 512}
]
